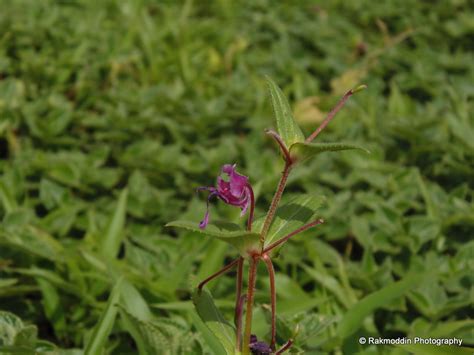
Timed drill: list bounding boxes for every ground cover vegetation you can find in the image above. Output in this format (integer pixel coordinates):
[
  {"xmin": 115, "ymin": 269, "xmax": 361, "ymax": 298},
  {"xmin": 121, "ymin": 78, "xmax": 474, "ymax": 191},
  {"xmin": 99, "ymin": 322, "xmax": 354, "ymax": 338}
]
[{"xmin": 0, "ymin": 0, "xmax": 473, "ymax": 354}]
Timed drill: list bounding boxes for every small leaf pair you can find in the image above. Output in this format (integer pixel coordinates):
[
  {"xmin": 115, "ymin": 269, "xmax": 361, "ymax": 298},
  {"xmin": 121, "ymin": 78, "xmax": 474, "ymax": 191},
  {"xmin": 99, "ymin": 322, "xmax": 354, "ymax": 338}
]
[{"xmin": 266, "ymin": 77, "xmax": 368, "ymax": 165}]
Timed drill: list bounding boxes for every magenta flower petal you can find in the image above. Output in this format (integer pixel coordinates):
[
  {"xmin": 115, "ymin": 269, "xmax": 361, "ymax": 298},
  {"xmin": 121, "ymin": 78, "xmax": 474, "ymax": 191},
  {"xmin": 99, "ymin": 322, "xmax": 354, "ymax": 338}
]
[
  {"xmin": 197, "ymin": 164, "xmax": 253, "ymax": 229},
  {"xmin": 199, "ymin": 211, "xmax": 210, "ymax": 229},
  {"xmin": 222, "ymin": 164, "xmax": 248, "ymax": 197},
  {"xmin": 197, "ymin": 188, "xmax": 217, "ymax": 229}
]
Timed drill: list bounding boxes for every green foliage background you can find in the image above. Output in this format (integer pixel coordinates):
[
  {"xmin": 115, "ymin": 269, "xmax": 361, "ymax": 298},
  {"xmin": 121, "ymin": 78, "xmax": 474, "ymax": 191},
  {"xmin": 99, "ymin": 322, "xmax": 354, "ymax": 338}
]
[{"xmin": 0, "ymin": 0, "xmax": 473, "ymax": 354}]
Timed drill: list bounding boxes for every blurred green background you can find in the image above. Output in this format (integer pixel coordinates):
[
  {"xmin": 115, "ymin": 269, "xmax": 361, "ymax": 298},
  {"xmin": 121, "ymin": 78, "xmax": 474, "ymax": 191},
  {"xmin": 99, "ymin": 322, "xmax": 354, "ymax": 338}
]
[{"xmin": 0, "ymin": 0, "xmax": 473, "ymax": 354}]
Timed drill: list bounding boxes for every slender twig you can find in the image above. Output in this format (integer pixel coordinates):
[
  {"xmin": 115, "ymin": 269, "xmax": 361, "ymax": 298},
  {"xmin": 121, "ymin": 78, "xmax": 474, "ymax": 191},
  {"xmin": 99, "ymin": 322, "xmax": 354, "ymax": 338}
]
[
  {"xmin": 197, "ymin": 258, "xmax": 239, "ymax": 292},
  {"xmin": 263, "ymin": 219, "xmax": 324, "ymax": 254},
  {"xmin": 235, "ymin": 294, "xmax": 247, "ymax": 352},
  {"xmin": 242, "ymin": 256, "xmax": 259, "ymax": 355},
  {"xmin": 305, "ymin": 86, "xmax": 366, "ymax": 143},
  {"xmin": 265, "ymin": 129, "xmax": 292, "ymax": 164},
  {"xmin": 259, "ymin": 162, "xmax": 292, "ymax": 246},
  {"xmin": 275, "ymin": 339, "xmax": 293, "ymax": 354},
  {"xmin": 234, "ymin": 257, "xmax": 244, "ymax": 325},
  {"xmin": 262, "ymin": 254, "xmax": 276, "ymax": 350}
]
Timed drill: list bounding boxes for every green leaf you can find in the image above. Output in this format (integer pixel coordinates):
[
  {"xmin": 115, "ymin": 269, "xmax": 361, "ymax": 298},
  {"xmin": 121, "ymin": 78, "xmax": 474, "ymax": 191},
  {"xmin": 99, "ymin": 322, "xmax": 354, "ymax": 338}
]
[
  {"xmin": 84, "ymin": 278, "xmax": 123, "ymax": 355},
  {"xmin": 0, "ymin": 225, "xmax": 64, "ymax": 262},
  {"xmin": 166, "ymin": 220, "xmax": 260, "ymax": 255},
  {"xmin": 119, "ymin": 307, "xmax": 170, "ymax": 354},
  {"xmin": 196, "ymin": 240, "xmax": 228, "ymax": 291},
  {"xmin": 36, "ymin": 278, "xmax": 66, "ymax": 338},
  {"xmin": 119, "ymin": 279, "xmax": 153, "ymax": 322},
  {"xmin": 101, "ymin": 189, "xmax": 128, "ymax": 260},
  {"xmin": 337, "ymin": 273, "xmax": 425, "ymax": 339},
  {"xmin": 190, "ymin": 311, "xmax": 227, "ymax": 355},
  {"xmin": 0, "ymin": 311, "xmax": 27, "ymax": 346},
  {"xmin": 302, "ymin": 264, "xmax": 354, "ymax": 309},
  {"xmin": 255, "ymin": 194, "xmax": 326, "ymax": 248},
  {"xmin": 192, "ymin": 289, "xmax": 236, "ymax": 354},
  {"xmin": 266, "ymin": 76, "xmax": 305, "ymax": 147},
  {"xmin": 290, "ymin": 142, "xmax": 369, "ymax": 163}
]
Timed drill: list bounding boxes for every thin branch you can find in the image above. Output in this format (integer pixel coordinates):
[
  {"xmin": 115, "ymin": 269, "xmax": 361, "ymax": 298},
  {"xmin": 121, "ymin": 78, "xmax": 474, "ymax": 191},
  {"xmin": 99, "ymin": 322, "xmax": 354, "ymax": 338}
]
[
  {"xmin": 275, "ymin": 339, "xmax": 293, "ymax": 354},
  {"xmin": 235, "ymin": 294, "xmax": 247, "ymax": 352},
  {"xmin": 197, "ymin": 258, "xmax": 239, "ymax": 292},
  {"xmin": 262, "ymin": 254, "xmax": 276, "ymax": 350},
  {"xmin": 234, "ymin": 257, "xmax": 244, "ymax": 325},
  {"xmin": 259, "ymin": 162, "xmax": 292, "ymax": 246},
  {"xmin": 305, "ymin": 85, "xmax": 366, "ymax": 143},
  {"xmin": 263, "ymin": 219, "xmax": 324, "ymax": 254},
  {"xmin": 242, "ymin": 256, "xmax": 259, "ymax": 355},
  {"xmin": 265, "ymin": 129, "xmax": 292, "ymax": 164}
]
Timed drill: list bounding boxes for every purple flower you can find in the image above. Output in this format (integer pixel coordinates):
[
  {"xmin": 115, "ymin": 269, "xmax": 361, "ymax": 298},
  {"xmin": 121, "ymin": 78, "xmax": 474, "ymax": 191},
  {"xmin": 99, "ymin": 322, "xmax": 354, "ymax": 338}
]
[
  {"xmin": 198, "ymin": 164, "xmax": 254, "ymax": 229},
  {"xmin": 250, "ymin": 334, "xmax": 272, "ymax": 355}
]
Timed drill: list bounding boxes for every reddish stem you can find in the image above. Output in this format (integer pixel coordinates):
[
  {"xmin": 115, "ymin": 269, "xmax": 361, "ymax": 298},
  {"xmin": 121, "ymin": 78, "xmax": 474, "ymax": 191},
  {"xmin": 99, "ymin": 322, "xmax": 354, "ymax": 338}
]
[
  {"xmin": 235, "ymin": 294, "xmax": 247, "ymax": 351},
  {"xmin": 265, "ymin": 129, "xmax": 292, "ymax": 164},
  {"xmin": 263, "ymin": 219, "xmax": 324, "ymax": 254},
  {"xmin": 305, "ymin": 89, "xmax": 357, "ymax": 143},
  {"xmin": 234, "ymin": 257, "xmax": 244, "ymax": 325},
  {"xmin": 197, "ymin": 258, "xmax": 239, "ymax": 292},
  {"xmin": 260, "ymin": 162, "xmax": 292, "ymax": 246},
  {"xmin": 262, "ymin": 254, "xmax": 276, "ymax": 350},
  {"xmin": 275, "ymin": 339, "xmax": 293, "ymax": 354},
  {"xmin": 242, "ymin": 256, "xmax": 259, "ymax": 355}
]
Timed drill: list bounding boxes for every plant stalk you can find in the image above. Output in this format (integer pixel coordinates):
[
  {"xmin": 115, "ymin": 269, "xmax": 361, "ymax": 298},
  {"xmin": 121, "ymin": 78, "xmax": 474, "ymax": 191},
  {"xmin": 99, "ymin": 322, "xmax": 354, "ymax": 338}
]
[
  {"xmin": 275, "ymin": 339, "xmax": 293, "ymax": 354},
  {"xmin": 259, "ymin": 162, "xmax": 292, "ymax": 246},
  {"xmin": 306, "ymin": 88, "xmax": 360, "ymax": 143},
  {"xmin": 265, "ymin": 129, "xmax": 292, "ymax": 163},
  {"xmin": 197, "ymin": 258, "xmax": 239, "ymax": 292},
  {"xmin": 235, "ymin": 294, "xmax": 246, "ymax": 352},
  {"xmin": 262, "ymin": 254, "xmax": 277, "ymax": 350},
  {"xmin": 234, "ymin": 257, "xmax": 244, "ymax": 326},
  {"xmin": 263, "ymin": 219, "xmax": 324, "ymax": 254},
  {"xmin": 242, "ymin": 256, "xmax": 258, "ymax": 355}
]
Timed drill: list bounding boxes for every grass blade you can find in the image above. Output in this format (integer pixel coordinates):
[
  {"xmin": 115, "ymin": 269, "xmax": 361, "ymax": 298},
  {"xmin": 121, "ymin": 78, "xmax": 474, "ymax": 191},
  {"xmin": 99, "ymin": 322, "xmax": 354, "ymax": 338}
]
[
  {"xmin": 337, "ymin": 273, "xmax": 424, "ymax": 339},
  {"xmin": 84, "ymin": 278, "xmax": 123, "ymax": 355},
  {"xmin": 101, "ymin": 189, "xmax": 128, "ymax": 259}
]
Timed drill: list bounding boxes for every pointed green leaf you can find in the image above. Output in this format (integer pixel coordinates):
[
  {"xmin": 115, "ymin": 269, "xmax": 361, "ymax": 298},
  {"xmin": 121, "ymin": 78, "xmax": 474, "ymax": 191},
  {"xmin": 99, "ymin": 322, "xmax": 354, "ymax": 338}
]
[
  {"xmin": 84, "ymin": 278, "xmax": 123, "ymax": 355},
  {"xmin": 290, "ymin": 142, "xmax": 369, "ymax": 163},
  {"xmin": 119, "ymin": 279, "xmax": 153, "ymax": 322},
  {"xmin": 101, "ymin": 189, "xmax": 128, "ymax": 259},
  {"xmin": 266, "ymin": 77, "xmax": 305, "ymax": 147},
  {"xmin": 189, "ymin": 311, "xmax": 227, "ymax": 355},
  {"xmin": 337, "ymin": 272, "xmax": 425, "ymax": 339},
  {"xmin": 119, "ymin": 307, "xmax": 170, "ymax": 354},
  {"xmin": 254, "ymin": 194, "xmax": 326, "ymax": 248},
  {"xmin": 166, "ymin": 220, "xmax": 260, "ymax": 255},
  {"xmin": 0, "ymin": 225, "xmax": 64, "ymax": 262},
  {"xmin": 192, "ymin": 289, "xmax": 235, "ymax": 354}
]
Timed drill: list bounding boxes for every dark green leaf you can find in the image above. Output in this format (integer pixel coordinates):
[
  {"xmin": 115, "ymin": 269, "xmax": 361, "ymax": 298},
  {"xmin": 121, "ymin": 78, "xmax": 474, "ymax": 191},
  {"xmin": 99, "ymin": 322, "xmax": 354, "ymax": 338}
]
[
  {"xmin": 337, "ymin": 273, "xmax": 425, "ymax": 339},
  {"xmin": 255, "ymin": 194, "xmax": 326, "ymax": 248},
  {"xmin": 101, "ymin": 189, "xmax": 128, "ymax": 260},
  {"xmin": 290, "ymin": 142, "xmax": 369, "ymax": 163},
  {"xmin": 84, "ymin": 278, "xmax": 123, "ymax": 355},
  {"xmin": 266, "ymin": 77, "xmax": 305, "ymax": 147},
  {"xmin": 192, "ymin": 289, "xmax": 236, "ymax": 354},
  {"xmin": 166, "ymin": 220, "xmax": 260, "ymax": 255}
]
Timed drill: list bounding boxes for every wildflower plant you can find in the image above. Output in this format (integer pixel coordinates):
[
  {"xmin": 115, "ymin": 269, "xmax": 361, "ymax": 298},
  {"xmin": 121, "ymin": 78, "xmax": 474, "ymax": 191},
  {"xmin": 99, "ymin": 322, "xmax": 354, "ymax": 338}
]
[{"xmin": 167, "ymin": 77, "xmax": 367, "ymax": 354}]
